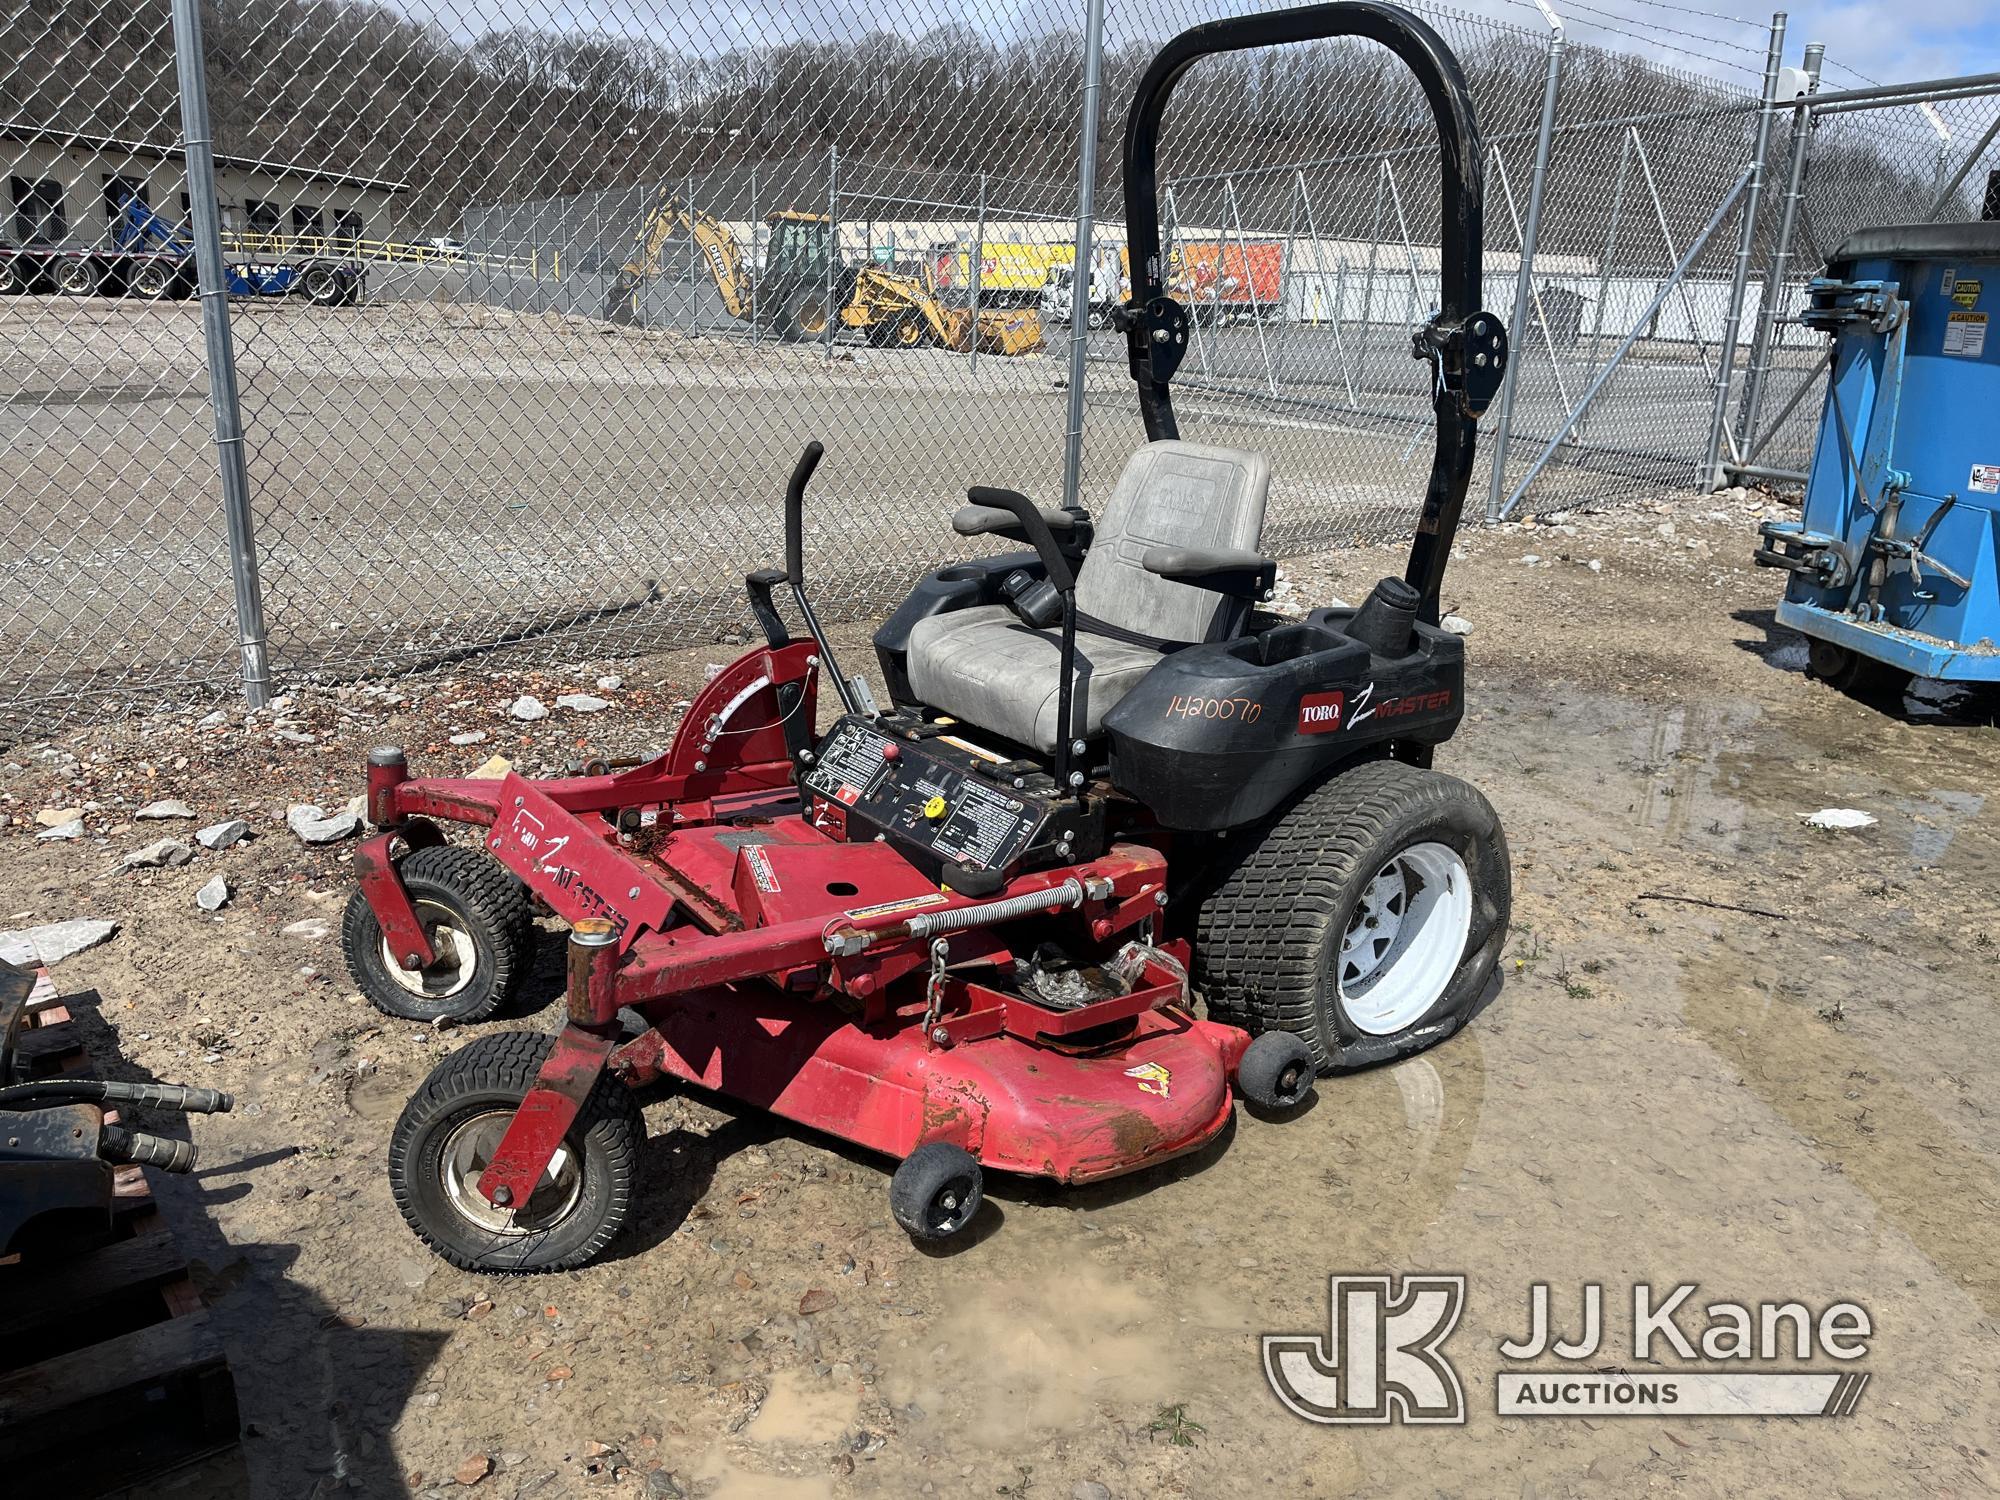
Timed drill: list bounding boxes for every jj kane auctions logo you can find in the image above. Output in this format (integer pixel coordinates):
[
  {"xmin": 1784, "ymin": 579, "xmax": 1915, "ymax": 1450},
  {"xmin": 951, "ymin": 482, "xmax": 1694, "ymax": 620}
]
[{"xmin": 1264, "ymin": 1276, "xmax": 1872, "ymax": 1424}]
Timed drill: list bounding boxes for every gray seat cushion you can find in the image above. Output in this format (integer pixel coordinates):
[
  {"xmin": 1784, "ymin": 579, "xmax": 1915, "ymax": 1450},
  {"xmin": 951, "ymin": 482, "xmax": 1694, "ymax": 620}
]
[
  {"xmin": 1076, "ymin": 441, "xmax": 1271, "ymax": 645},
  {"xmin": 905, "ymin": 441, "xmax": 1271, "ymax": 752},
  {"xmin": 906, "ymin": 606, "xmax": 1161, "ymax": 753}
]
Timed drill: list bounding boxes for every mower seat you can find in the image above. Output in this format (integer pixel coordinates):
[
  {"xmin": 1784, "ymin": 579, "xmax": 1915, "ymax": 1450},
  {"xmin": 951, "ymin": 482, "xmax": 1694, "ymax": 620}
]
[{"xmin": 905, "ymin": 441, "xmax": 1271, "ymax": 753}]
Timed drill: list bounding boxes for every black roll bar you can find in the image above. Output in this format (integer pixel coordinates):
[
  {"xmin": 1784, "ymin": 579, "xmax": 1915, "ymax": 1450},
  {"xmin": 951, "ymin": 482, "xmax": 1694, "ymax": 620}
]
[{"xmin": 1120, "ymin": 2, "xmax": 1508, "ymax": 620}]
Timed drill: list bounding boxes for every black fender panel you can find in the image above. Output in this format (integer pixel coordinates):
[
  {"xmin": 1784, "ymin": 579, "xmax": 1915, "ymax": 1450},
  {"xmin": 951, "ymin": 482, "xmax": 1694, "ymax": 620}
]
[{"xmin": 1105, "ymin": 611, "xmax": 1465, "ymax": 830}]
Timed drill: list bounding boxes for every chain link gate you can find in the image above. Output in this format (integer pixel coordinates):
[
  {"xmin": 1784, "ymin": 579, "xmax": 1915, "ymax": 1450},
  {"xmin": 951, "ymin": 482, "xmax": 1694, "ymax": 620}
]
[{"xmin": 5, "ymin": 0, "xmax": 1997, "ymax": 729}]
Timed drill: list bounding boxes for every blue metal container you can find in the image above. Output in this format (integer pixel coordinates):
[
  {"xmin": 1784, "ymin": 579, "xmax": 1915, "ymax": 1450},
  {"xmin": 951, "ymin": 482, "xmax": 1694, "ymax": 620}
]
[{"xmin": 1756, "ymin": 221, "xmax": 2000, "ymax": 688}]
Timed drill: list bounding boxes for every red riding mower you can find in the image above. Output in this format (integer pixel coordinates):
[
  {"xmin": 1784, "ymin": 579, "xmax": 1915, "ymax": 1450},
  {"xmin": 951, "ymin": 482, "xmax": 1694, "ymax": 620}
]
[{"xmin": 344, "ymin": 1, "xmax": 1513, "ymax": 1271}]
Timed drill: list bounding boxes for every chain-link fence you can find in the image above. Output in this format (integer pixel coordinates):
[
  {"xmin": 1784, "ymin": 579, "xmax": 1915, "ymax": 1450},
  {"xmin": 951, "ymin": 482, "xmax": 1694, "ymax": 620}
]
[{"xmin": 5, "ymin": 0, "xmax": 1997, "ymax": 728}]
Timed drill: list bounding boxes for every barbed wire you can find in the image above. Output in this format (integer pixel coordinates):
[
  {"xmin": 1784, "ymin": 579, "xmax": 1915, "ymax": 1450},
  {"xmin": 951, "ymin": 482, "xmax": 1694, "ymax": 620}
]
[{"xmin": 1492, "ymin": 0, "xmax": 1763, "ymax": 74}]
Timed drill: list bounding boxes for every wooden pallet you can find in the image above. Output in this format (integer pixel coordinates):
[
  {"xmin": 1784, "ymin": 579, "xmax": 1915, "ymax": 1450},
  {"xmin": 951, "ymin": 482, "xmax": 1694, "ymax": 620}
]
[{"xmin": 0, "ymin": 967, "xmax": 244, "ymax": 1497}]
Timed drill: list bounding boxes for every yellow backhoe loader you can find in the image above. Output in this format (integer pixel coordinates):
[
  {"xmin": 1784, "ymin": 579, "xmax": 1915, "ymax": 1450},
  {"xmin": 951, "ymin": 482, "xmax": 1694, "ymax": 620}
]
[{"xmin": 606, "ymin": 195, "xmax": 1040, "ymax": 356}]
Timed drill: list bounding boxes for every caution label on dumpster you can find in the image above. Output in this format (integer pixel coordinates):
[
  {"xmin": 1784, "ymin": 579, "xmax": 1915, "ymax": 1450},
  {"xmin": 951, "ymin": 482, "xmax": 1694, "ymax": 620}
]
[
  {"xmin": 1971, "ymin": 464, "xmax": 2000, "ymax": 494},
  {"xmin": 1944, "ymin": 311, "xmax": 1987, "ymax": 358}
]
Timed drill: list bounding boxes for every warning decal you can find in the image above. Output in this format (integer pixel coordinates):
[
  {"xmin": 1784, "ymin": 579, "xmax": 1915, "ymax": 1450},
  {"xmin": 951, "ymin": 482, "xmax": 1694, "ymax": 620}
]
[
  {"xmin": 1944, "ymin": 311, "xmax": 1987, "ymax": 358},
  {"xmin": 1954, "ymin": 278, "xmax": 1984, "ymax": 309},
  {"xmin": 1971, "ymin": 465, "xmax": 2000, "ymax": 495}
]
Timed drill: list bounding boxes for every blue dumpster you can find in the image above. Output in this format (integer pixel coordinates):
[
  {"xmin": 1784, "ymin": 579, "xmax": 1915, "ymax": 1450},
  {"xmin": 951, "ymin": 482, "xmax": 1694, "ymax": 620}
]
[{"xmin": 1756, "ymin": 221, "xmax": 2000, "ymax": 693}]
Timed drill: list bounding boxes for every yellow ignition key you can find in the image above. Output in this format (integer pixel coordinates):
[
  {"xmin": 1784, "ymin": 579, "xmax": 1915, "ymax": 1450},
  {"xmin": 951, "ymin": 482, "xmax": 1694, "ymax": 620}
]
[{"xmin": 923, "ymin": 795, "xmax": 948, "ymax": 820}]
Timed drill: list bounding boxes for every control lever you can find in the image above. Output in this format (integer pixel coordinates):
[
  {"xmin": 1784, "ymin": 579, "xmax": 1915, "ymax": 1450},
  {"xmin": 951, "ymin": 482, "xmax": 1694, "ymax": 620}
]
[
  {"xmin": 781, "ymin": 442, "xmax": 867, "ymax": 716},
  {"xmin": 966, "ymin": 486, "xmax": 1082, "ymax": 795}
]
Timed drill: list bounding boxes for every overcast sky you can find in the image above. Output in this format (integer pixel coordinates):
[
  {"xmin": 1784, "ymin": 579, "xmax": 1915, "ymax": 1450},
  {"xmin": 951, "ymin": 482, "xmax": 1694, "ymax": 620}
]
[{"xmin": 423, "ymin": 0, "xmax": 1999, "ymax": 87}]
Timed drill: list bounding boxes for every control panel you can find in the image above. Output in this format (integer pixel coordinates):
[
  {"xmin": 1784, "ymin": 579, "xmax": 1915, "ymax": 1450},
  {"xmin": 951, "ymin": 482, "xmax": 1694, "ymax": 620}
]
[{"xmin": 802, "ymin": 716, "xmax": 1063, "ymax": 878}]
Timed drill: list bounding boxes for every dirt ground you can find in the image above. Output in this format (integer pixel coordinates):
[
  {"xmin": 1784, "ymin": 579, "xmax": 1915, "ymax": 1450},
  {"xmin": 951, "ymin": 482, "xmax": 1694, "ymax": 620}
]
[{"xmin": 3, "ymin": 490, "xmax": 1998, "ymax": 1500}]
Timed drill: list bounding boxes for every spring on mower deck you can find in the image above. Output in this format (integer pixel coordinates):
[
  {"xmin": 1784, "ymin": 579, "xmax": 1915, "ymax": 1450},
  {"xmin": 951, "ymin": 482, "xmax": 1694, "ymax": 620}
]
[{"xmin": 904, "ymin": 878, "xmax": 1086, "ymax": 938}]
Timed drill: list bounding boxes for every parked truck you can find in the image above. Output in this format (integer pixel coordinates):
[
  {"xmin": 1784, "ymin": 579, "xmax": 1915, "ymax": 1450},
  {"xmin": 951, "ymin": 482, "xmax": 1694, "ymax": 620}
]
[
  {"xmin": 0, "ymin": 193, "xmax": 365, "ymax": 305},
  {"xmin": 1171, "ymin": 239, "xmax": 1284, "ymax": 325},
  {"xmin": 1039, "ymin": 251, "xmax": 1131, "ymax": 329}
]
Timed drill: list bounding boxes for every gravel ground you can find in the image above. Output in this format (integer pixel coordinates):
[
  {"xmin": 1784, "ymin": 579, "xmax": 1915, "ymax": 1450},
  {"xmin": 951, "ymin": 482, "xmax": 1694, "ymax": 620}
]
[{"xmin": 3, "ymin": 490, "xmax": 1999, "ymax": 1499}]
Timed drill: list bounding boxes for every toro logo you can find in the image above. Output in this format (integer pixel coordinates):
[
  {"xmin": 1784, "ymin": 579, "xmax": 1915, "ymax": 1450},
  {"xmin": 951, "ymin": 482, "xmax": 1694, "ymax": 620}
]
[{"xmin": 1299, "ymin": 691, "xmax": 1345, "ymax": 734}]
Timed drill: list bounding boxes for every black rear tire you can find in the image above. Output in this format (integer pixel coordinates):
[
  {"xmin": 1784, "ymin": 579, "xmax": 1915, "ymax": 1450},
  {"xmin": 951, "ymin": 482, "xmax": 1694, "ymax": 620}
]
[
  {"xmin": 890, "ymin": 1142, "xmax": 982, "ymax": 1242},
  {"xmin": 55, "ymin": 257, "xmax": 102, "ymax": 296},
  {"xmin": 302, "ymin": 263, "xmax": 347, "ymax": 307},
  {"xmin": 341, "ymin": 844, "xmax": 533, "ymax": 1023},
  {"xmin": 389, "ymin": 1031, "xmax": 641, "ymax": 1272},
  {"xmin": 1193, "ymin": 760, "xmax": 1510, "ymax": 1072},
  {"xmin": 129, "ymin": 260, "xmax": 176, "ymax": 300}
]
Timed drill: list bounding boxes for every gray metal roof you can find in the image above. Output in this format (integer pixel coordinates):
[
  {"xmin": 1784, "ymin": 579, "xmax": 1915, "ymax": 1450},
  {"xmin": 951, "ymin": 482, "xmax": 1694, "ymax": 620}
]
[{"xmin": 1, "ymin": 120, "xmax": 410, "ymax": 195}]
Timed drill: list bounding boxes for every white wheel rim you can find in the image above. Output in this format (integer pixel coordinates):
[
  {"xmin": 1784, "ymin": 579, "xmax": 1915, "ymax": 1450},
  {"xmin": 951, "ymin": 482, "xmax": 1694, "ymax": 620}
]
[
  {"xmin": 58, "ymin": 263, "xmax": 94, "ymax": 293},
  {"xmin": 379, "ymin": 899, "xmax": 476, "ymax": 998},
  {"xmin": 1337, "ymin": 841, "xmax": 1471, "ymax": 1035},
  {"xmin": 135, "ymin": 265, "xmax": 168, "ymax": 295},
  {"xmin": 439, "ymin": 1110, "xmax": 582, "ymax": 1235}
]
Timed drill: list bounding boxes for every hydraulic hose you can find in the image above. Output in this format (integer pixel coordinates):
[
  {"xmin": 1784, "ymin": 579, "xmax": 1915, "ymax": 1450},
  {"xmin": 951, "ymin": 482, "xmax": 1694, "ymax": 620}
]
[
  {"xmin": 0, "ymin": 1080, "xmax": 234, "ymax": 1114},
  {"xmin": 99, "ymin": 1124, "xmax": 199, "ymax": 1173}
]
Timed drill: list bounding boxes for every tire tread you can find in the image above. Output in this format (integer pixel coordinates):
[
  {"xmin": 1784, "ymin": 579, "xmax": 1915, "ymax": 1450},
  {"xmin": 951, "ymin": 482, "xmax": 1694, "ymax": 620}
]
[{"xmin": 388, "ymin": 1030, "xmax": 640, "ymax": 1273}]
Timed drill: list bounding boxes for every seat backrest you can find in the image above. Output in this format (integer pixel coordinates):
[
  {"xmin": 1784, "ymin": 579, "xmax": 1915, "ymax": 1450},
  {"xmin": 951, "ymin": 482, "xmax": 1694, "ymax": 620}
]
[{"xmin": 1075, "ymin": 441, "xmax": 1271, "ymax": 644}]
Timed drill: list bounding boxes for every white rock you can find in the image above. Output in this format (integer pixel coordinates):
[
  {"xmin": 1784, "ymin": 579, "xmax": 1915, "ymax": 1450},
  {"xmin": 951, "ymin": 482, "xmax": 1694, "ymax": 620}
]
[
  {"xmin": 510, "ymin": 696, "xmax": 548, "ymax": 721},
  {"xmin": 449, "ymin": 730, "xmax": 489, "ymax": 746},
  {"xmin": 136, "ymin": 799, "xmax": 196, "ymax": 820},
  {"xmin": 36, "ymin": 819, "xmax": 85, "ymax": 841},
  {"xmin": 196, "ymin": 709, "xmax": 229, "ymax": 729},
  {"xmin": 34, "ymin": 807, "xmax": 82, "ymax": 828},
  {"xmin": 1657, "ymin": 520, "xmax": 1677, "ymax": 538},
  {"xmin": 1440, "ymin": 614, "xmax": 1473, "ymax": 636},
  {"xmin": 272, "ymin": 728, "xmax": 317, "ymax": 746},
  {"xmin": 556, "ymin": 693, "xmax": 608, "ymax": 713},
  {"xmin": 1803, "ymin": 808, "xmax": 1877, "ymax": 831},
  {"xmin": 287, "ymin": 805, "xmax": 362, "ymax": 844},
  {"xmin": 281, "ymin": 918, "xmax": 331, "ymax": 941},
  {"xmin": 1587, "ymin": 558, "xmax": 1603, "ymax": 573},
  {"xmin": 195, "ymin": 874, "xmax": 231, "ymax": 912},
  {"xmin": 124, "ymin": 838, "xmax": 195, "ymax": 869},
  {"xmin": 196, "ymin": 818, "xmax": 253, "ymax": 850},
  {"xmin": 595, "ymin": 675, "xmax": 623, "ymax": 691},
  {"xmin": 0, "ymin": 918, "xmax": 119, "ymax": 968},
  {"xmin": 1520, "ymin": 554, "xmax": 1542, "ymax": 565}
]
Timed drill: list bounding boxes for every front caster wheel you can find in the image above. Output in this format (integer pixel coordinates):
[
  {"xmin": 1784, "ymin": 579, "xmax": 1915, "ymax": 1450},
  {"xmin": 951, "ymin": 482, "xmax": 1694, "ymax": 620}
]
[
  {"xmin": 1238, "ymin": 1030, "xmax": 1316, "ymax": 1111},
  {"xmin": 341, "ymin": 844, "xmax": 534, "ymax": 1023},
  {"xmin": 389, "ymin": 1031, "xmax": 641, "ymax": 1272},
  {"xmin": 890, "ymin": 1142, "xmax": 983, "ymax": 1242}
]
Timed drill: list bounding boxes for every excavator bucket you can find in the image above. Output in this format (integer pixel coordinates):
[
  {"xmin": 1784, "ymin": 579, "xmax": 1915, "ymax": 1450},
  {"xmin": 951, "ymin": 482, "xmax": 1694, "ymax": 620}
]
[{"xmin": 975, "ymin": 309, "xmax": 1044, "ymax": 356}]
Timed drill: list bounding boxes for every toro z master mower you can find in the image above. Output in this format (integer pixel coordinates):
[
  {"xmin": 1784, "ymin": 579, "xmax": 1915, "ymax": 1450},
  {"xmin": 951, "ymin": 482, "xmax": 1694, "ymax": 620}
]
[{"xmin": 345, "ymin": 1, "xmax": 1513, "ymax": 1271}]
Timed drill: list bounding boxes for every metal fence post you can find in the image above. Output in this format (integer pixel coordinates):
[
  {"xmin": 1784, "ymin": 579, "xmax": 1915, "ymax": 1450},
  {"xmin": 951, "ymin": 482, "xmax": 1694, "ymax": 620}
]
[
  {"xmin": 1485, "ymin": 4, "xmax": 1564, "ymax": 520},
  {"xmin": 1736, "ymin": 41, "xmax": 1822, "ymax": 459},
  {"xmin": 169, "ymin": 0, "xmax": 271, "ymax": 709},
  {"xmin": 1061, "ymin": 0, "xmax": 1108, "ymax": 516},
  {"xmin": 824, "ymin": 145, "xmax": 838, "ymax": 362},
  {"xmin": 968, "ymin": 172, "xmax": 987, "ymax": 375},
  {"xmin": 1700, "ymin": 11, "xmax": 1788, "ymax": 493},
  {"xmin": 750, "ymin": 166, "xmax": 760, "ymax": 347},
  {"xmin": 685, "ymin": 171, "xmax": 697, "ymax": 332}
]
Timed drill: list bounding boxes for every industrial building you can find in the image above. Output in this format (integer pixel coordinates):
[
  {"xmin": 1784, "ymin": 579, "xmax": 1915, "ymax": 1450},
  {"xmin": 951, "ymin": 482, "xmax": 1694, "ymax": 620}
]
[{"xmin": 3, "ymin": 121, "xmax": 407, "ymax": 252}]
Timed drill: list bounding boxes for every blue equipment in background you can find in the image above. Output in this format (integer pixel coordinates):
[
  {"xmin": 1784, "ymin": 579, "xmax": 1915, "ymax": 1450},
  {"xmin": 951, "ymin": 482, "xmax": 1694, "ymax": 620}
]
[{"xmin": 1756, "ymin": 222, "xmax": 2000, "ymax": 695}]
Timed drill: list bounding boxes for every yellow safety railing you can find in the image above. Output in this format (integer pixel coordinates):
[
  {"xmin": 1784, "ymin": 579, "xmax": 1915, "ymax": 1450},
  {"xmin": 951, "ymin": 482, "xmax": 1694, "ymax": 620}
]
[{"xmin": 219, "ymin": 230, "xmax": 542, "ymax": 276}]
